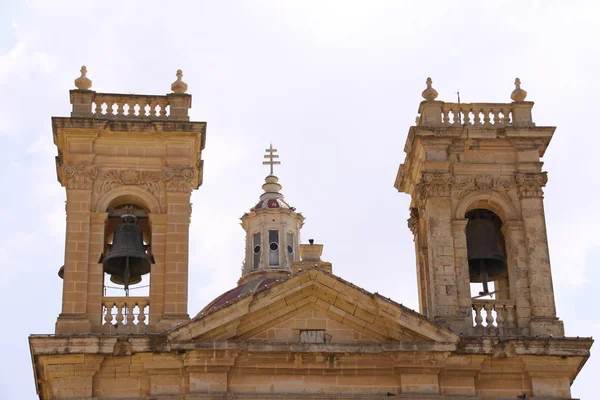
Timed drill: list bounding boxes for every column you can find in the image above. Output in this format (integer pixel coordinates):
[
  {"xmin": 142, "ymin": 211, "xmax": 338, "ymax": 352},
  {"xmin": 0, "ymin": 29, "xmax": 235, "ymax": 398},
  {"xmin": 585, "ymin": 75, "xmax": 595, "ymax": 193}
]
[
  {"xmin": 516, "ymin": 172, "xmax": 564, "ymax": 336},
  {"xmin": 55, "ymin": 163, "xmax": 97, "ymax": 333},
  {"xmin": 502, "ymin": 220, "xmax": 530, "ymax": 335},
  {"xmin": 420, "ymin": 172, "xmax": 461, "ymax": 328},
  {"xmin": 161, "ymin": 191, "xmax": 192, "ymax": 327},
  {"xmin": 88, "ymin": 212, "xmax": 107, "ymax": 331},
  {"xmin": 149, "ymin": 213, "xmax": 167, "ymax": 327},
  {"xmin": 451, "ymin": 218, "xmax": 472, "ymax": 330}
]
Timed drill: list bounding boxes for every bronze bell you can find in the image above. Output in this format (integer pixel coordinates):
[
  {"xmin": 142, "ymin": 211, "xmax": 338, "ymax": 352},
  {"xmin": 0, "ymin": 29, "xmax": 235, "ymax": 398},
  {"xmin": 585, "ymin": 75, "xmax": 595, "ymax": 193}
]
[
  {"xmin": 100, "ymin": 214, "xmax": 153, "ymax": 290},
  {"xmin": 466, "ymin": 218, "xmax": 507, "ymax": 295}
]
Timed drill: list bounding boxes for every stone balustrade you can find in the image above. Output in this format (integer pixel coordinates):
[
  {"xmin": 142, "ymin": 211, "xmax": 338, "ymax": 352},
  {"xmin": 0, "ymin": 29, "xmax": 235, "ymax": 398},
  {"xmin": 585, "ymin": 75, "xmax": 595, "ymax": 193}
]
[
  {"xmin": 472, "ymin": 299, "xmax": 517, "ymax": 336},
  {"xmin": 416, "ymin": 77, "xmax": 535, "ymax": 128},
  {"xmin": 92, "ymin": 93, "xmax": 170, "ymax": 119},
  {"xmin": 70, "ymin": 90, "xmax": 191, "ymax": 121},
  {"xmin": 438, "ymin": 102, "xmax": 513, "ymax": 127},
  {"xmin": 417, "ymin": 101, "xmax": 535, "ymax": 128},
  {"xmin": 102, "ymin": 296, "xmax": 150, "ymax": 327}
]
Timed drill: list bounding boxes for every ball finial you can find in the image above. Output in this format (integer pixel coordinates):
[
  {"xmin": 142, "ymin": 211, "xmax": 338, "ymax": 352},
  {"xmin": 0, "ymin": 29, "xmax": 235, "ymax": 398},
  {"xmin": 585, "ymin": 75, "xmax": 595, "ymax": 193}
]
[
  {"xmin": 511, "ymin": 77, "xmax": 527, "ymax": 102},
  {"xmin": 74, "ymin": 65, "xmax": 92, "ymax": 90},
  {"xmin": 421, "ymin": 77, "xmax": 438, "ymax": 101},
  {"xmin": 171, "ymin": 69, "xmax": 188, "ymax": 94}
]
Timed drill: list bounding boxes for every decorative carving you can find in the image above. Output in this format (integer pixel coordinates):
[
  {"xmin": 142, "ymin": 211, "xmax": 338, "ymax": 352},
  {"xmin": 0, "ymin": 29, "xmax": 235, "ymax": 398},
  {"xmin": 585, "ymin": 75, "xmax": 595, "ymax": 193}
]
[
  {"xmin": 422, "ymin": 77, "xmax": 438, "ymax": 101},
  {"xmin": 64, "ymin": 164, "xmax": 97, "ymax": 190},
  {"xmin": 456, "ymin": 175, "xmax": 510, "ymax": 199},
  {"xmin": 407, "ymin": 207, "xmax": 419, "ymax": 234},
  {"xmin": 163, "ymin": 166, "xmax": 195, "ymax": 192},
  {"xmin": 510, "ymin": 77, "xmax": 527, "ymax": 102},
  {"xmin": 74, "ymin": 65, "xmax": 92, "ymax": 91},
  {"xmin": 416, "ymin": 173, "xmax": 454, "ymax": 202},
  {"xmin": 96, "ymin": 169, "xmax": 161, "ymax": 194},
  {"xmin": 515, "ymin": 172, "xmax": 547, "ymax": 198},
  {"xmin": 171, "ymin": 69, "xmax": 188, "ymax": 94}
]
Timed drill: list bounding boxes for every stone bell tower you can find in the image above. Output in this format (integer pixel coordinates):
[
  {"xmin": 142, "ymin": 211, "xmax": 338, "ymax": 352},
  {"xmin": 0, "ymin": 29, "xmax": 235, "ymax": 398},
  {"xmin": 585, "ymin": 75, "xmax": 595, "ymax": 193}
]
[
  {"xmin": 54, "ymin": 67, "xmax": 206, "ymax": 334},
  {"xmin": 395, "ymin": 78, "xmax": 564, "ymax": 337}
]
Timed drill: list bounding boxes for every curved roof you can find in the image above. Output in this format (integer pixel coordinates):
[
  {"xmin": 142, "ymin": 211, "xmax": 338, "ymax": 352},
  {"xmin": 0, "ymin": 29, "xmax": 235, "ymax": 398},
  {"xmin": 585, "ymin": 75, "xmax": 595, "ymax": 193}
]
[
  {"xmin": 252, "ymin": 197, "xmax": 294, "ymax": 210},
  {"xmin": 198, "ymin": 276, "xmax": 278, "ymax": 316}
]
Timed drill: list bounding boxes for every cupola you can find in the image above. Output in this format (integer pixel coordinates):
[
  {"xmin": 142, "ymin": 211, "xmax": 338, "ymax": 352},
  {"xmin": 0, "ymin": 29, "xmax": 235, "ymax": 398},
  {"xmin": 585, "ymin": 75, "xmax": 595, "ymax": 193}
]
[{"xmin": 239, "ymin": 144, "xmax": 304, "ymax": 284}]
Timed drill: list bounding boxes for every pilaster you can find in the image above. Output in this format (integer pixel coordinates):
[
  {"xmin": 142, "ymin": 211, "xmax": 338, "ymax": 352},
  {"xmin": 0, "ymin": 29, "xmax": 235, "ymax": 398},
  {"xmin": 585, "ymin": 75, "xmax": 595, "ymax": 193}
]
[
  {"xmin": 88, "ymin": 212, "xmax": 108, "ymax": 329},
  {"xmin": 516, "ymin": 172, "xmax": 564, "ymax": 337},
  {"xmin": 160, "ymin": 190, "xmax": 192, "ymax": 328},
  {"xmin": 56, "ymin": 185, "xmax": 93, "ymax": 334},
  {"xmin": 149, "ymin": 213, "xmax": 167, "ymax": 326}
]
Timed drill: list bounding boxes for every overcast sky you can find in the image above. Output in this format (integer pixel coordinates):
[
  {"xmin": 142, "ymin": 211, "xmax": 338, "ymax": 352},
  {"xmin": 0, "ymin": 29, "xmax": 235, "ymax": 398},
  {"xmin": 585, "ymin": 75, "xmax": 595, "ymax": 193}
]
[{"xmin": 0, "ymin": 1, "xmax": 598, "ymax": 398}]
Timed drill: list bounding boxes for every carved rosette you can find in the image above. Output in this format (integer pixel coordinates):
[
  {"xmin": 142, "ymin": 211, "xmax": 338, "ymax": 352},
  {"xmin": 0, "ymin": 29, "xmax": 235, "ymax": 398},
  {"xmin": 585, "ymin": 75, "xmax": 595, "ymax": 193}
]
[
  {"xmin": 456, "ymin": 175, "xmax": 510, "ymax": 199},
  {"xmin": 407, "ymin": 207, "xmax": 419, "ymax": 234},
  {"xmin": 416, "ymin": 173, "xmax": 455, "ymax": 203},
  {"xmin": 515, "ymin": 172, "xmax": 547, "ymax": 198},
  {"xmin": 163, "ymin": 166, "xmax": 195, "ymax": 193},
  {"xmin": 95, "ymin": 169, "xmax": 161, "ymax": 195},
  {"xmin": 63, "ymin": 164, "xmax": 97, "ymax": 190}
]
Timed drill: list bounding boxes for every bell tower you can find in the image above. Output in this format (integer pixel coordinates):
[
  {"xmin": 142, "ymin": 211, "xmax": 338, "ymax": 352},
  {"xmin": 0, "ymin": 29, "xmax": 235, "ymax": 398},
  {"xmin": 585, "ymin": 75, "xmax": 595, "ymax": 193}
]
[
  {"xmin": 239, "ymin": 145, "xmax": 304, "ymax": 284},
  {"xmin": 395, "ymin": 78, "xmax": 564, "ymax": 337},
  {"xmin": 54, "ymin": 67, "xmax": 206, "ymax": 334}
]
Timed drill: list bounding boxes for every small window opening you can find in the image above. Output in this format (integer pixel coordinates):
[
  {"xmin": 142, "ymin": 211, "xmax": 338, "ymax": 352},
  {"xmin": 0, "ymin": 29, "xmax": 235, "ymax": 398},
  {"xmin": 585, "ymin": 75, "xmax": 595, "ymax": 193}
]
[
  {"xmin": 286, "ymin": 232, "xmax": 294, "ymax": 255},
  {"xmin": 268, "ymin": 230, "xmax": 279, "ymax": 266},
  {"xmin": 252, "ymin": 233, "xmax": 261, "ymax": 270}
]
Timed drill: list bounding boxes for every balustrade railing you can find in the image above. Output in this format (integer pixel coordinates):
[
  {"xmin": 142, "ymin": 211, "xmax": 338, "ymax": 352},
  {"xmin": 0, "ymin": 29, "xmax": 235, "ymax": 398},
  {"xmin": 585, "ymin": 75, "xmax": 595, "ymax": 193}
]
[
  {"xmin": 92, "ymin": 94, "xmax": 170, "ymax": 119},
  {"xmin": 70, "ymin": 90, "xmax": 191, "ymax": 121},
  {"xmin": 438, "ymin": 103, "xmax": 513, "ymax": 127},
  {"xmin": 472, "ymin": 299, "xmax": 516, "ymax": 336},
  {"xmin": 102, "ymin": 296, "xmax": 150, "ymax": 327}
]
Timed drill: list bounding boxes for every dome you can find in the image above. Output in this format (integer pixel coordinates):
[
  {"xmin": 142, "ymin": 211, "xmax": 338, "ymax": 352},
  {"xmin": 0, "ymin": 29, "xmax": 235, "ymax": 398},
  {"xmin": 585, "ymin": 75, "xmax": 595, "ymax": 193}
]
[
  {"xmin": 197, "ymin": 277, "xmax": 279, "ymax": 316},
  {"xmin": 253, "ymin": 198, "xmax": 294, "ymax": 210}
]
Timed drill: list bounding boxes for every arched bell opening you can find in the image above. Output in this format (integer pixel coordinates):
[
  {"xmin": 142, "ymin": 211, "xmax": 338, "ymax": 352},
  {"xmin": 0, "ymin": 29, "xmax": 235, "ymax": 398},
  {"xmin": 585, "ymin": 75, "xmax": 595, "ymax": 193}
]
[
  {"xmin": 465, "ymin": 209, "xmax": 510, "ymax": 300},
  {"xmin": 100, "ymin": 203, "xmax": 154, "ymax": 297}
]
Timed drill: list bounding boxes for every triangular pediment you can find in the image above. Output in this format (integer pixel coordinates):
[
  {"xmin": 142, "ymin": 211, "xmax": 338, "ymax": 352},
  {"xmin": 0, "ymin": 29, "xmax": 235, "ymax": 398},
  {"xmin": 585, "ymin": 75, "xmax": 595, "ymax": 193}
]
[{"xmin": 168, "ymin": 268, "xmax": 460, "ymax": 345}]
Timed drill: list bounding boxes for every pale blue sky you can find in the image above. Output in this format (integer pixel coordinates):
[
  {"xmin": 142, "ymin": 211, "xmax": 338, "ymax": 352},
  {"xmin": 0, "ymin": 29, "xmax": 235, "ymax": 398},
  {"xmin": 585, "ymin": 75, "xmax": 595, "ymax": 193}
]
[{"xmin": 0, "ymin": 1, "xmax": 598, "ymax": 398}]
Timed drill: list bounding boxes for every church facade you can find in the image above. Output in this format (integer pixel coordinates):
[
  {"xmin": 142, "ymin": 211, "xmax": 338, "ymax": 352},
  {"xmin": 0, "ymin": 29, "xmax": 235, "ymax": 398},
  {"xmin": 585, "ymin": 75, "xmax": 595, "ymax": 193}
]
[{"xmin": 29, "ymin": 68, "xmax": 592, "ymax": 399}]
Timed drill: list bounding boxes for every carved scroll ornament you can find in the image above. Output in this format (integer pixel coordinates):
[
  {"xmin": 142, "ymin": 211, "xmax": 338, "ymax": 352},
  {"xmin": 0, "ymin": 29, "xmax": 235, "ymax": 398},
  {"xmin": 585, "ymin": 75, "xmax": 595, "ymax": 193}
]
[
  {"xmin": 96, "ymin": 169, "xmax": 161, "ymax": 195},
  {"xmin": 456, "ymin": 175, "xmax": 510, "ymax": 199},
  {"xmin": 515, "ymin": 172, "xmax": 547, "ymax": 198},
  {"xmin": 407, "ymin": 207, "xmax": 419, "ymax": 234},
  {"xmin": 416, "ymin": 172, "xmax": 455, "ymax": 202},
  {"xmin": 64, "ymin": 164, "xmax": 97, "ymax": 190},
  {"xmin": 163, "ymin": 166, "xmax": 195, "ymax": 192}
]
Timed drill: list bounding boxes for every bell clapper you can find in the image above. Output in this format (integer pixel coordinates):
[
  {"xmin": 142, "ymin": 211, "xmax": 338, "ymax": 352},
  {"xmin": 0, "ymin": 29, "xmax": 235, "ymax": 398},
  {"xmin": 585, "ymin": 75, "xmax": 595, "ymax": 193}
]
[
  {"xmin": 124, "ymin": 257, "xmax": 130, "ymax": 297},
  {"xmin": 479, "ymin": 259, "xmax": 490, "ymax": 296}
]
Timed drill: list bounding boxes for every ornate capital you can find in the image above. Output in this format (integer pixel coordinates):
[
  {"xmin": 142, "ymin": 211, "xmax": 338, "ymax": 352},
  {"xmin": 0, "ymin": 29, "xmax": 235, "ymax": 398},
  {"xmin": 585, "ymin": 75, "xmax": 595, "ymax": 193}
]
[
  {"xmin": 96, "ymin": 169, "xmax": 161, "ymax": 195},
  {"xmin": 456, "ymin": 175, "xmax": 510, "ymax": 199},
  {"xmin": 515, "ymin": 172, "xmax": 547, "ymax": 198},
  {"xmin": 163, "ymin": 166, "xmax": 195, "ymax": 193},
  {"xmin": 416, "ymin": 172, "xmax": 454, "ymax": 202},
  {"xmin": 407, "ymin": 207, "xmax": 419, "ymax": 234},
  {"xmin": 63, "ymin": 164, "xmax": 97, "ymax": 190}
]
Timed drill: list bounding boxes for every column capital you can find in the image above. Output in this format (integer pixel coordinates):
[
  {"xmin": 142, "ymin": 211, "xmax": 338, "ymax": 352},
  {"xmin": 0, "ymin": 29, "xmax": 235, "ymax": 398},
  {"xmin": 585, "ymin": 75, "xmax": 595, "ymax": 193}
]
[{"xmin": 515, "ymin": 172, "xmax": 547, "ymax": 198}]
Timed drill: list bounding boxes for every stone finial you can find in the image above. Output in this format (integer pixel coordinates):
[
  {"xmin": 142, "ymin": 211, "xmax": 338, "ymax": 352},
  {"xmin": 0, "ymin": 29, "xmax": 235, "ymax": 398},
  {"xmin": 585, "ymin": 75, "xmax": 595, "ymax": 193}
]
[
  {"xmin": 421, "ymin": 77, "xmax": 438, "ymax": 101},
  {"xmin": 74, "ymin": 66, "xmax": 92, "ymax": 90},
  {"xmin": 171, "ymin": 69, "xmax": 188, "ymax": 94},
  {"xmin": 510, "ymin": 77, "xmax": 528, "ymax": 102}
]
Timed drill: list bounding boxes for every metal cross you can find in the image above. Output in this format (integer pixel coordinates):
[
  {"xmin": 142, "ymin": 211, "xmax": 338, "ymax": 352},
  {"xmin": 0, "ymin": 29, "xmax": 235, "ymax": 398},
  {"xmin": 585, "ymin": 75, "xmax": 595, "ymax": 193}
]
[{"xmin": 262, "ymin": 143, "xmax": 281, "ymax": 175}]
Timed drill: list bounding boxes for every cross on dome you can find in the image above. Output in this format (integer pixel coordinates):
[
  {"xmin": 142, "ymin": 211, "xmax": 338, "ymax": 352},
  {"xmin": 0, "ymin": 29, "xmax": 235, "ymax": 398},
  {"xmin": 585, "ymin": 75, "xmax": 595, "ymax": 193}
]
[{"xmin": 262, "ymin": 144, "xmax": 281, "ymax": 175}]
